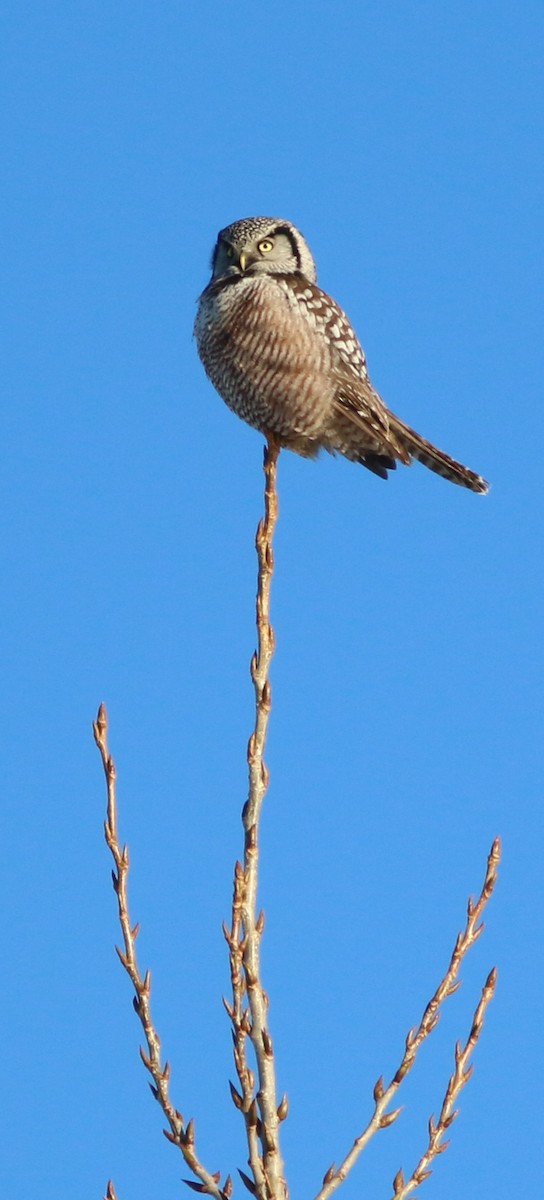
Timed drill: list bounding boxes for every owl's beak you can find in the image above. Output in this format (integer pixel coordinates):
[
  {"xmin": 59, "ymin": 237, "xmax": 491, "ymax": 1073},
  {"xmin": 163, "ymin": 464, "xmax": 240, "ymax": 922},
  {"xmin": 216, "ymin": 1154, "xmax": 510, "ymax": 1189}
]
[{"xmin": 238, "ymin": 250, "xmax": 248, "ymax": 272}]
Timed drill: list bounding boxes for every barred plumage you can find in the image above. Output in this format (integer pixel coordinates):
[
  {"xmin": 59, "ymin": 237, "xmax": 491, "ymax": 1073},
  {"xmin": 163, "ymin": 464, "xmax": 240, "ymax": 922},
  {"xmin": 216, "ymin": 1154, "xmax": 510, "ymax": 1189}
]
[{"xmin": 195, "ymin": 217, "xmax": 488, "ymax": 493}]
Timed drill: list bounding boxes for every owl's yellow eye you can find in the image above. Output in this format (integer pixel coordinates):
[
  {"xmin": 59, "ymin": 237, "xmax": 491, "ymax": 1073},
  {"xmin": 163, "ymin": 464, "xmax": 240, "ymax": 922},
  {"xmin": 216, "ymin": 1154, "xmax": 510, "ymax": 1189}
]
[{"xmin": 258, "ymin": 239, "xmax": 274, "ymax": 254}]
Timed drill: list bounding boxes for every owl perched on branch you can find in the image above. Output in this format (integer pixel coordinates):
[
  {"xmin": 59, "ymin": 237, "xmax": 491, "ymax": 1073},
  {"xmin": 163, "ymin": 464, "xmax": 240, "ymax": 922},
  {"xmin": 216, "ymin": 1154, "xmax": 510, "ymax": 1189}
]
[{"xmin": 195, "ymin": 217, "xmax": 488, "ymax": 494}]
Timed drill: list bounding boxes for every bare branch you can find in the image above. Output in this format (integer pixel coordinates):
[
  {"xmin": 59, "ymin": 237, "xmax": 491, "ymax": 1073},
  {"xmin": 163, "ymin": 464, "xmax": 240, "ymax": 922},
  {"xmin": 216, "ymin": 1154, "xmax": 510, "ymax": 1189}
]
[
  {"xmin": 93, "ymin": 705, "xmax": 228, "ymax": 1200},
  {"xmin": 390, "ymin": 967, "xmax": 498, "ymax": 1199},
  {"xmin": 225, "ymin": 440, "xmax": 287, "ymax": 1200},
  {"xmin": 96, "ymin": 437, "xmax": 497, "ymax": 1200},
  {"xmin": 314, "ymin": 837, "xmax": 501, "ymax": 1200}
]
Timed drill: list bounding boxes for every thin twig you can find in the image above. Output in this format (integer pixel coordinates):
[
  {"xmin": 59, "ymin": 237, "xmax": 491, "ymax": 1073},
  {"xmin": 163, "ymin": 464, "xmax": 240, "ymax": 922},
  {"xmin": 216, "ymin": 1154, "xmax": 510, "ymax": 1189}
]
[
  {"xmin": 93, "ymin": 704, "xmax": 229, "ymax": 1200},
  {"xmin": 391, "ymin": 966, "xmax": 497, "ymax": 1199},
  {"xmin": 229, "ymin": 439, "xmax": 287, "ymax": 1200},
  {"xmin": 315, "ymin": 837, "xmax": 501, "ymax": 1200}
]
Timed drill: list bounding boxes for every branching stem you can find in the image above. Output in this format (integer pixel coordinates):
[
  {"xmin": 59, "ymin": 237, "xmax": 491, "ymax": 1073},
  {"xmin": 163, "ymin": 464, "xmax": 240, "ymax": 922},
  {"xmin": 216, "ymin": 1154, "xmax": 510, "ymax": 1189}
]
[
  {"xmin": 315, "ymin": 837, "xmax": 500, "ymax": 1200},
  {"xmin": 96, "ymin": 435, "xmax": 498, "ymax": 1200}
]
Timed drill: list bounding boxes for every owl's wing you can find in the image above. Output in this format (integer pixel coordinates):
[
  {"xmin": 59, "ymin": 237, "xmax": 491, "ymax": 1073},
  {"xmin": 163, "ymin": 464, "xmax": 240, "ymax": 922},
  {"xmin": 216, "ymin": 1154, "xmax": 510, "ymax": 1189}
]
[
  {"xmin": 331, "ymin": 374, "xmax": 412, "ymax": 467},
  {"xmin": 288, "ymin": 277, "xmax": 408, "ymax": 459},
  {"xmin": 279, "ymin": 276, "xmax": 487, "ymax": 488},
  {"xmin": 287, "ymin": 276, "xmax": 370, "ymax": 375}
]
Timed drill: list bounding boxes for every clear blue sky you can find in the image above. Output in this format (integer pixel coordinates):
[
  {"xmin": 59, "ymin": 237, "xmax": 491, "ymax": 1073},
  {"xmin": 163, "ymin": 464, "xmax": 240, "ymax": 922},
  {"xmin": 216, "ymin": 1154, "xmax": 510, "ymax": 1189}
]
[{"xmin": 2, "ymin": 3, "xmax": 541, "ymax": 1197}]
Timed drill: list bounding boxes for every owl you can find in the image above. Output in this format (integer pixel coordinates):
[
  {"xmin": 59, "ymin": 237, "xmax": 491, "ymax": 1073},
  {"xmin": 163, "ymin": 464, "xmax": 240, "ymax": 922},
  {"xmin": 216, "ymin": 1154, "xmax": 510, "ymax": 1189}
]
[{"xmin": 195, "ymin": 217, "xmax": 488, "ymax": 493}]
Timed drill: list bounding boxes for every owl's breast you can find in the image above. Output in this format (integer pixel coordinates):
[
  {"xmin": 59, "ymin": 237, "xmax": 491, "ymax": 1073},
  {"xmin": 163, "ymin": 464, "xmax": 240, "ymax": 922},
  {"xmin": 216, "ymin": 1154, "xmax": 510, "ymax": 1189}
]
[{"xmin": 194, "ymin": 275, "xmax": 335, "ymax": 440}]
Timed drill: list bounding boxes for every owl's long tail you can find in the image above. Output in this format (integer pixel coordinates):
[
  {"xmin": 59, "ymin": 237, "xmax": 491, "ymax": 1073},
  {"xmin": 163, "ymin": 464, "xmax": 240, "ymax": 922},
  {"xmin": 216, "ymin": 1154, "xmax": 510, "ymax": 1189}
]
[{"xmin": 389, "ymin": 413, "xmax": 489, "ymax": 494}]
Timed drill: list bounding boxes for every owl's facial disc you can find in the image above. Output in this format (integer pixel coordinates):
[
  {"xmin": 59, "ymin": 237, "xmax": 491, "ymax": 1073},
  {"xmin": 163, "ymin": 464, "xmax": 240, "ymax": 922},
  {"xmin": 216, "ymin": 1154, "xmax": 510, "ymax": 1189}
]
[{"xmin": 212, "ymin": 227, "xmax": 303, "ymax": 280}]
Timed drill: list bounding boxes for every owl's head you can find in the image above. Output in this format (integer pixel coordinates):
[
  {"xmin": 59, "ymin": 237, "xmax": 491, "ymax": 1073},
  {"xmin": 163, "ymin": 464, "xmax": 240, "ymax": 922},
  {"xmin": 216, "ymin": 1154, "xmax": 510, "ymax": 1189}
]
[{"xmin": 210, "ymin": 217, "xmax": 317, "ymax": 284}]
